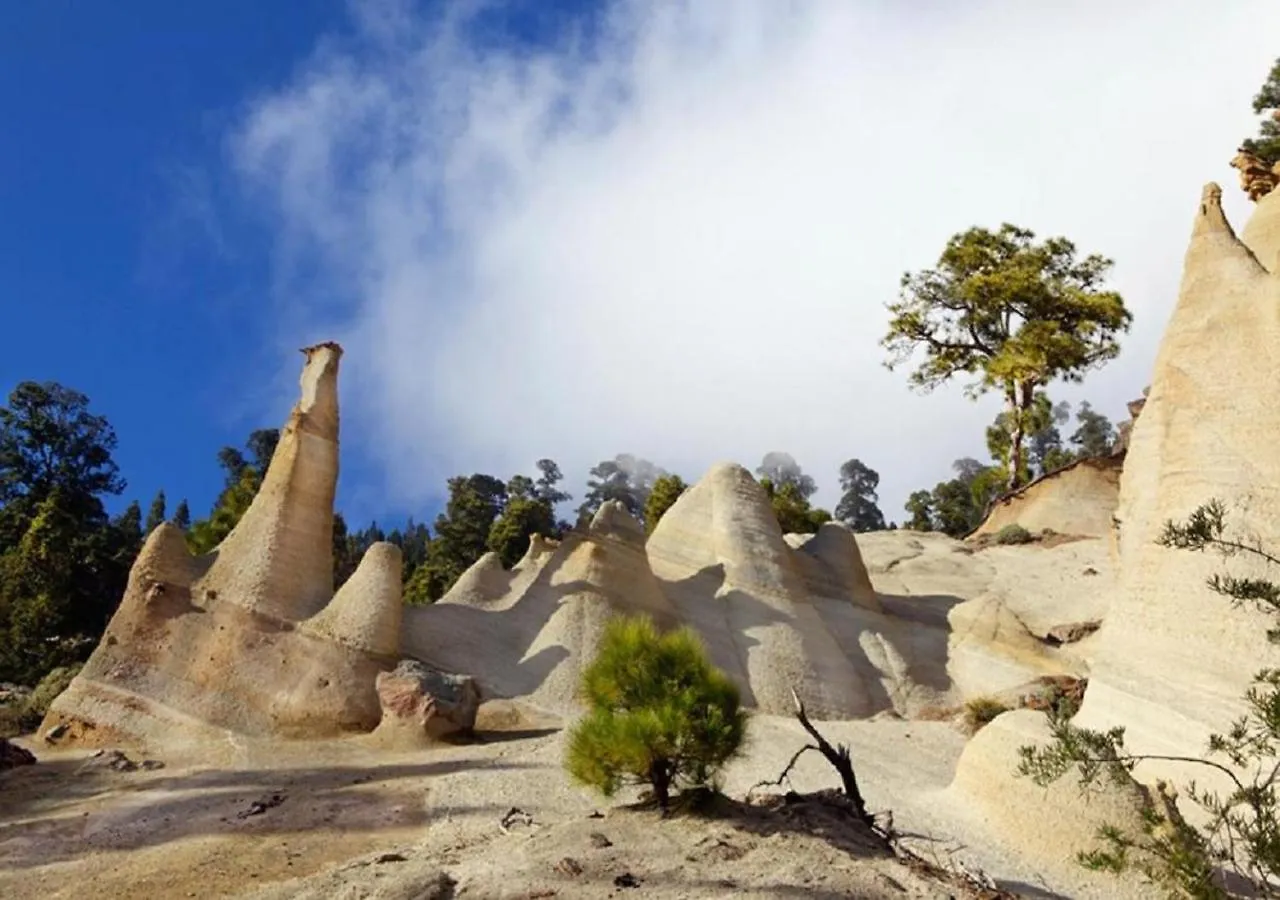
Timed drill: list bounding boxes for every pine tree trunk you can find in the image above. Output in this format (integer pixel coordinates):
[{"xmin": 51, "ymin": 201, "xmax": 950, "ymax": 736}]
[
  {"xmin": 1006, "ymin": 382, "xmax": 1033, "ymax": 492},
  {"xmin": 649, "ymin": 759, "xmax": 672, "ymax": 812}
]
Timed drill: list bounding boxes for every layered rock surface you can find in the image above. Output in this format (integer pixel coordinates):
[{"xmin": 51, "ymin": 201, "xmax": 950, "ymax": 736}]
[
  {"xmin": 971, "ymin": 456, "xmax": 1123, "ymax": 540},
  {"xmin": 1074, "ymin": 184, "xmax": 1280, "ymax": 776}
]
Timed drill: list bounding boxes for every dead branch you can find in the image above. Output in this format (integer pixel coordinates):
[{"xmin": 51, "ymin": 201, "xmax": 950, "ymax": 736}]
[
  {"xmin": 747, "ymin": 742, "xmax": 820, "ymax": 800},
  {"xmin": 790, "ymin": 688, "xmax": 873, "ymax": 826}
]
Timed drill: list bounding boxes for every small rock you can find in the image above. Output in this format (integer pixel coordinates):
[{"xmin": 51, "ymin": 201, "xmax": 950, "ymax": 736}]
[
  {"xmin": 1082, "ymin": 566, "xmax": 1099, "ymax": 576},
  {"xmin": 554, "ymin": 857, "xmax": 584, "ymax": 877},
  {"xmin": 45, "ymin": 723, "xmax": 69, "ymax": 743},
  {"xmin": 500, "ymin": 807, "xmax": 534, "ymax": 832},
  {"xmin": 613, "ymin": 873, "xmax": 640, "ymax": 889},
  {"xmin": 140, "ymin": 759, "xmax": 165, "ymax": 771},
  {"xmin": 77, "ymin": 749, "xmax": 137, "ymax": 773},
  {"xmin": 1045, "ymin": 620, "xmax": 1102, "ymax": 645},
  {"xmin": 0, "ymin": 738, "xmax": 36, "ymax": 770},
  {"xmin": 237, "ymin": 792, "xmax": 286, "ymax": 819},
  {"xmin": 376, "ymin": 659, "xmax": 481, "ymax": 740},
  {"xmin": 589, "ymin": 832, "xmax": 612, "ymax": 849},
  {"xmin": 375, "ymin": 852, "xmax": 408, "ymax": 864}
]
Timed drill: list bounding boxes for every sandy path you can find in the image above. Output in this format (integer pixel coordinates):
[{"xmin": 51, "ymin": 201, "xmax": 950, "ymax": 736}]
[{"xmin": 1, "ymin": 710, "xmax": 1092, "ymax": 899}]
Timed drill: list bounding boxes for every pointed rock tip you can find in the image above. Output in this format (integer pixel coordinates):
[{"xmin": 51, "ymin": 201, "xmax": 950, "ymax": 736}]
[
  {"xmin": 300, "ymin": 339, "xmax": 344, "ymax": 357},
  {"xmin": 133, "ymin": 521, "xmax": 195, "ymax": 583},
  {"xmin": 303, "ymin": 540, "xmax": 402, "ymax": 657},
  {"xmin": 703, "ymin": 461, "xmax": 753, "ymax": 482},
  {"xmin": 589, "ymin": 500, "xmax": 645, "ymax": 542},
  {"xmin": 1201, "ymin": 182, "xmax": 1222, "ymax": 208}
]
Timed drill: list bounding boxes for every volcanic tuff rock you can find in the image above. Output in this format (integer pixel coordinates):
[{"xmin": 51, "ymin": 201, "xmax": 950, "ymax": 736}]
[
  {"xmin": 40, "ymin": 333, "xmax": 1114, "ymax": 750},
  {"xmin": 1072, "ymin": 184, "xmax": 1280, "ymax": 784},
  {"xmin": 41, "ymin": 343, "xmax": 406, "ymax": 749}
]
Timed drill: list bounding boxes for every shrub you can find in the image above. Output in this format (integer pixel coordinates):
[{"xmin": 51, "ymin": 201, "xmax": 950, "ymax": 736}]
[
  {"xmin": 963, "ymin": 696, "xmax": 1010, "ymax": 733},
  {"xmin": 995, "ymin": 524, "xmax": 1034, "ymax": 545},
  {"xmin": 24, "ymin": 664, "xmax": 79, "ymax": 723},
  {"xmin": 0, "ymin": 664, "xmax": 79, "ymax": 738},
  {"xmin": 565, "ymin": 615, "xmax": 747, "ymax": 811}
]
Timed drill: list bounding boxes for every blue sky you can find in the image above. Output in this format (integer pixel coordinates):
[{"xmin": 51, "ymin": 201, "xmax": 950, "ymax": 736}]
[
  {"xmin": 3, "ymin": 1, "xmax": 1278, "ymax": 529},
  {"xmin": 0, "ymin": 0, "xmax": 598, "ymax": 526}
]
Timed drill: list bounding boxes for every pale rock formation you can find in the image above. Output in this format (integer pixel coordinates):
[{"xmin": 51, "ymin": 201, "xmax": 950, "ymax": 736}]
[
  {"xmin": 203, "ymin": 342, "xmax": 341, "ymax": 622},
  {"xmin": 370, "ymin": 659, "xmax": 480, "ymax": 747},
  {"xmin": 1112, "ymin": 389, "xmax": 1149, "ymax": 458},
  {"xmin": 946, "ymin": 709, "xmax": 1165, "ymax": 899},
  {"xmin": 971, "ymin": 456, "xmax": 1123, "ymax": 539},
  {"xmin": 648, "ymin": 462, "xmax": 883, "ymax": 719},
  {"xmin": 1076, "ymin": 182, "xmax": 1280, "ymax": 793},
  {"xmin": 41, "ymin": 342, "xmax": 405, "ymax": 749},
  {"xmin": 300, "ymin": 542, "xmax": 404, "ymax": 657},
  {"xmin": 791, "ymin": 522, "xmax": 882, "ymax": 612},
  {"xmin": 404, "ymin": 501, "xmax": 679, "ymax": 715}
]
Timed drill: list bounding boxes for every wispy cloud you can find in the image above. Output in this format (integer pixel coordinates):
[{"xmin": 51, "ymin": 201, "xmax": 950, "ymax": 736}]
[{"xmin": 228, "ymin": 0, "xmax": 1278, "ymax": 518}]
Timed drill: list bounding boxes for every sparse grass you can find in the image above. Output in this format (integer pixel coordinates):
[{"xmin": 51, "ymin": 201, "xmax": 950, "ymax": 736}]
[
  {"xmin": 963, "ymin": 696, "xmax": 1011, "ymax": 734},
  {"xmin": 995, "ymin": 524, "xmax": 1034, "ymax": 545},
  {"xmin": 915, "ymin": 704, "xmax": 962, "ymax": 722}
]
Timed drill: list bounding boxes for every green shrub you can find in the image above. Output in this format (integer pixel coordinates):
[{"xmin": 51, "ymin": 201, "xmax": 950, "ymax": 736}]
[
  {"xmin": 995, "ymin": 523, "xmax": 1034, "ymax": 545},
  {"xmin": 25, "ymin": 665, "xmax": 79, "ymax": 722},
  {"xmin": 964, "ymin": 696, "xmax": 1010, "ymax": 733},
  {"xmin": 0, "ymin": 664, "xmax": 80, "ymax": 738},
  {"xmin": 565, "ymin": 615, "xmax": 747, "ymax": 811}
]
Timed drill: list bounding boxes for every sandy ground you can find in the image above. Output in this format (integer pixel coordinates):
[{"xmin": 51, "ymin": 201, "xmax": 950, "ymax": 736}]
[{"xmin": 1, "ymin": 702, "xmax": 1093, "ymax": 900}]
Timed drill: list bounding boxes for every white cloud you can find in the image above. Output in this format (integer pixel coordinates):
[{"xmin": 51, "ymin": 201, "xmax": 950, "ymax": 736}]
[{"xmin": 229, "ymin": 0, "xmax": 1280, "ymax": 520}]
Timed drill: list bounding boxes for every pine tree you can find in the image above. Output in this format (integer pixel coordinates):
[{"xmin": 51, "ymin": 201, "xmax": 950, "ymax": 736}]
[{"xmin": 143, "ymin": 490, "xmax": 167, "ymax": 535}]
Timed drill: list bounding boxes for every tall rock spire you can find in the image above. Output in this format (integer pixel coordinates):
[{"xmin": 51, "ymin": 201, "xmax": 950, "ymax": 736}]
[
  {"xmin": 202, "ymin": 342, "xmax": 342, "ymax": 622},
  {"xmin": 1076, "ymin": 184, "xmax": 1280, "ymax": 771}
]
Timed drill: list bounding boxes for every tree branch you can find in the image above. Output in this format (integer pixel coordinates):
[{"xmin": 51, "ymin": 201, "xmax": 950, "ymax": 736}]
[{"xmin": 791, "ymin": 688, "xmax": 873, "ymax": 826}]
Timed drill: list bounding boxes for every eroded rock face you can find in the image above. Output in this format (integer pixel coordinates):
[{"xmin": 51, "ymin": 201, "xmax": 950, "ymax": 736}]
[
  {"xmin": 42, "ymin": 343, "xmax": 405, "ymax": 749},
  {"xmin": 1230, "ymin": 148, "xmax": 1280, "ymax": 202},
  {"xmin": 1077, "ymin": 183, "xmax": 1280, "ymax": 782},
  {"xmin": 373, "ymin": 660, "xmax": 481, "ymax": 743}
]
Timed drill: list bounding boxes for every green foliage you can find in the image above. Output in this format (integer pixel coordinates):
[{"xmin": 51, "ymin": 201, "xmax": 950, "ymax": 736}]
[
  {"xmin": 761, "ymin": 477, "xmax": 832, "ymax": 535},
  {"xmin": 643, "ymin": 474, "xmax": 688, "ymax": 536},
  {"xmin": 186, "ymin": 428, "xmax": 280, "ymax": 555},
  {"xmin": 577, "ymin": 455, "xmax": 663, "ymax": 526},
  {"xmin": 0, "ymin": 663, "xmax": 80, "ymax": 737},
  {"xmin": 565, "ymin": 615, "xmax": 747, "ymax": 811},
  {"xmin": 171, "ymin": 498, "xmax": 191, "ymax": 531},
  {"xmin": 186, "ymin": 465, "xmax": 260, "ymax": 555},
  {"xmin": 964, "ymin": 696, "xmax": 1010, "ymax": 733},
  {"xmin": 1242, "ymin": 57, "xmax": 1280, "ymax": 168},
  {"xmin": 1015, "ymin": 500, "xmax": 1280, "ymax": 898},
  {"xmin": 883, "ymin": 223, "xmax": 1130, "ymax": 490},
  {"xmin": 144, "ymin": 490, "xmax": 167, "ymax": 535},
  {"xmin": 995, "ymin": 523, "xmax": 1034, "ymax": 545},
  {"xmin": 905, "ymin": 458, "xmax": 1003, "ymax": 537},
  {"xmin": 904, "ymin": 490, "xmax": 935, "ymax": 532},
  {"xmin": 0, "ymin": 381, "xmax": 125, "ymax": 509},
  {"xmin": 414, "ymin": 474, "xmax": 508, "ymax": 601},
  {"xmin": 987, "ymin": 391, "xmax": 1074, "ymax": 483},
  {"xmin": 0, "ymin": 382, "xmax": 130, "ymax": 684},
  {"xmin": 835, "ymin": 458, "xmax": 886, "ymax": 532},
  {"xmin": 488, "ymin": 494, "xmax": 556, "ymax": 568},
  {"xmin": 756, "ymin": 452, "xmax": 817, "ymax": 501},
  {"xmin": 1071, "ymin": 400, "xmax": 1116, "ymax": 459}
]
